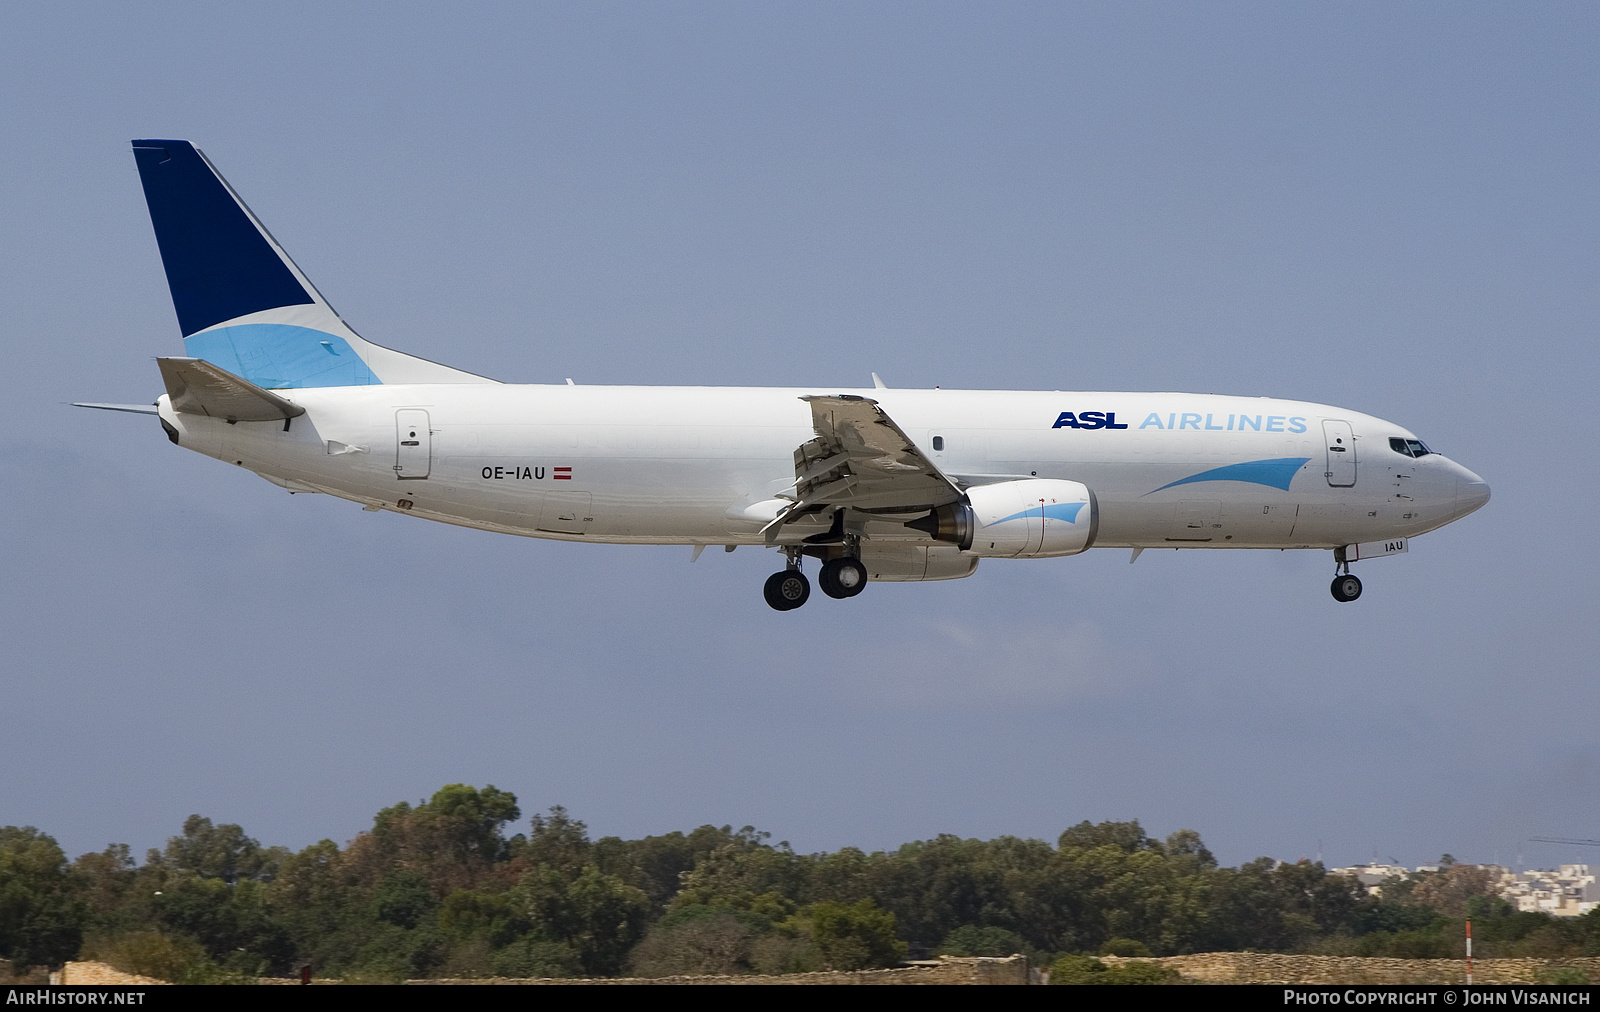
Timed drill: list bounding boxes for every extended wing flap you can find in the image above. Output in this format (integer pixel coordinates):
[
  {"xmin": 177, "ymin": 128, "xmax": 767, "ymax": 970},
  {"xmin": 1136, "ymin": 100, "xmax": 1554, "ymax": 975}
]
[
  {"xmin": 157, "ymin": 356, "xmax": 306, "ymax": 422},
  {"xmin": 793, "ymin": 395, "xmax": 962, "ymax": 512}
]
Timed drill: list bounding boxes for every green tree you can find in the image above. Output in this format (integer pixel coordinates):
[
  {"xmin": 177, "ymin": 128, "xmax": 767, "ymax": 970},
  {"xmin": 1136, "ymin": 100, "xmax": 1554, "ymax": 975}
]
[
  {"xmin": 83, "ymin": 929, "xmax": 207, "ymax": 982},
  {"xmin": 0, "ymin": 827, "xmax": 85, "ymax": 968},
  {"xmin": 70, "ymin": 845, "xmax": 139, "ymax": 936},
  {"xmin": 511, "ymin": 862, "xmax": 651, "ymax": 976},
  {"xmin": 627, "ymin": 906, "xmax": 763, "ymax": 976},
  {"xmin": 593, "ymin": 826, "xmax": 744, "ymax": 913},
  {"xmin": 1408, "ymin": 864, "xmax": 1502, "ymax": 918},
  {"xmin": 264, "ymin": 838, "xmax": 351, "ymax": 967},
  {"xmin": 425, "ymin": 785, "xmax": 522, "ymax": 859},
  {"xmin": 343, "ymin": 785, "xmax": 521, "ymax": 899},
  {"xmin": 1108, "ymin": 960, "xmax": 1181, "ymax": 984},
  {"xmin": 1202, "ymin": 858, "xmax": 1365, "ymax": 952},
  {"xmin": 938, "ymin": 924, "xmax": 1026, "ymax": 956},
  {"xmin": 563, "ymin": 866, "xmax": 652, "ymax": 975},
  {"xmin": 670, "ymin": 828, "xmax": 807, "ymax": 911},
  {"xmin": 1058, "ymin": 820, "xmax": 1159, "ymax": 854},
  {"xmin": 141, "ymin": 872, "xmax": 293, "ymax": 973},
  {"xmin": 489, "ymin": 937, "xmax": 582, "ymax": 978},
  {"xmin": 1578, "ymin": 907, "xmax": 1600, "ymax": 957},
  {"xmin": 806, "ymin": 899, "xmax": 907, "ymax": 970},
  {"xmin": 23, "ymin": 794, "xmax": 1559, "ymax": 979},
  {"xmin": 1100, "ymin": 937, "xmax": 1152, "ymax": 957},
  {"xmin": 1051, "ymin": 830, "xmax": 1210, "ymax": 954},
  {"xmin": 155, "ymin": 815, "xmax": 285, "ymax": 884},
  {"xmin": 857, "ymin": 834, "xmax": 1021, "ymax": 950},
  {"xmin": 1049, "ymin": 954, "xmax": 1180, "ymax": 985},
  {"xmin": 516, "ymin": 807, "xmax": 590, "ymax": 877},
  {"xmin": 1049, "ymin": 954, "xmax": 1109, "ymax": 984},
  {"xmin": 438, "ymin": 888, "xmax": 524, "ymax": 949},
  {"xmin": 373, "ymin": 870, "xmax": 436, "ymax": 930}
]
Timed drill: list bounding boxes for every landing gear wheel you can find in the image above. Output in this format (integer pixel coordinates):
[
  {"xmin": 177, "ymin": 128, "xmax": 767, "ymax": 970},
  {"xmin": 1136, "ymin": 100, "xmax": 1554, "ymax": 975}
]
[
  {"xmin": 819, "ymin": 557, "xmax": 869, "ymax": 599},
  {"xmin": 1330, "ymin": 573, "xmax": 1363, "ymax": 603},
  {"xmin": 763, "ymin": 570, "xmax": 811, "ymax": 611}
]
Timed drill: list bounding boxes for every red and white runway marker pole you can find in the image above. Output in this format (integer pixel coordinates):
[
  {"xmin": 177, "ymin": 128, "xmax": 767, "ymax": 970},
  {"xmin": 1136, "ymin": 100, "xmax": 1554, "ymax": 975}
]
[{"xmin": 1466, "ymin": 919, "xmax": 1473, "ymax": 985}]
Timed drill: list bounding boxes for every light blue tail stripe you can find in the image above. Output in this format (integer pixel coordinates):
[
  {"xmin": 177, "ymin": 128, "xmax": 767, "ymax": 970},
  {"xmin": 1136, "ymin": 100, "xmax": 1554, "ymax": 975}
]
[
  {"xmin": 1145, "ymin": 457, "xmax": 1310, "ymax": 495},
  {"xmin": 186, "ymin": 323, "xmax": 380, "ymax": 388}
]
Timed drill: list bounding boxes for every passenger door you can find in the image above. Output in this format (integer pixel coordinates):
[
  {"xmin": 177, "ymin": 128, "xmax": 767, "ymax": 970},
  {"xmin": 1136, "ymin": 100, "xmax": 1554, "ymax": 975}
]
[{"xmin": 1322, "ymin": 419, "xmax": 1356, "ymax": 487}]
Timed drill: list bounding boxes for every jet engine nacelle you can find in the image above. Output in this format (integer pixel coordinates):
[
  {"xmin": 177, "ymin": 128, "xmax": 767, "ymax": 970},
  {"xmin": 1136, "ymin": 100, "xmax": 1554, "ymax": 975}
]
[{"xmin": 909, "ymin": 478, "xmax": 1097, "ymax": 558}]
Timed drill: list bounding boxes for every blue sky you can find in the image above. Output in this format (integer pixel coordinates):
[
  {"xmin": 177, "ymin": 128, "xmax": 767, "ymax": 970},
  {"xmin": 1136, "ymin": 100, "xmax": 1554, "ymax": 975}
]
[{"xmin": 3, "ymin": 2, "xmax": 1596, "ymax": 872}]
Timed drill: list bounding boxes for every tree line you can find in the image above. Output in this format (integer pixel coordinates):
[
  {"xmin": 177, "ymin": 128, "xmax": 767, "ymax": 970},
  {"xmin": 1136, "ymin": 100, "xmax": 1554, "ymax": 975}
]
[{"xmin": 2, "ymin": 784, "xmax": 1597, "ymax": 982}]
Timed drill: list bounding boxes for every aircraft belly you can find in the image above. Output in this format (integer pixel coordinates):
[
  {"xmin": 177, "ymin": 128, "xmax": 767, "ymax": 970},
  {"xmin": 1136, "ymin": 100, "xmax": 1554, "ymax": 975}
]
[{"xmin": 1092, "ymin": 496, "xmax": 1297, "ymax": 548}]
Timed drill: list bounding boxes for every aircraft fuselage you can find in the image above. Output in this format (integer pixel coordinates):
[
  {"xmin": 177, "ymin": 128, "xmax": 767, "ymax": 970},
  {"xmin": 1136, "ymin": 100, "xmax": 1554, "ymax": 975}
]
[{"xmin": 158, "ymin": 384, "xmax": 1488, "ymax": 552}]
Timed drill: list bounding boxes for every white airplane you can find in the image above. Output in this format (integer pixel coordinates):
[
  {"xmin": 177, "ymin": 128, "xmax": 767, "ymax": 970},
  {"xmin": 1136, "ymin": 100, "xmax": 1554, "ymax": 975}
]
[{"xmin": 80, "ymin": 140, "xmax": 1489, "ymax": 609}]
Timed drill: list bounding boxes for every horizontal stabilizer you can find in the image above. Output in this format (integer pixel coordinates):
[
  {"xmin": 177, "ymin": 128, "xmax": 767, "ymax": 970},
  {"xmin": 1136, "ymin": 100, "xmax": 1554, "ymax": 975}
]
[
  {"xmin": 72, "ymin": 402, "xmax": 159, "ymax": 415},
  {"xmin": 157, "ymin": 357, "xmax": 305, "ymax": 422}
]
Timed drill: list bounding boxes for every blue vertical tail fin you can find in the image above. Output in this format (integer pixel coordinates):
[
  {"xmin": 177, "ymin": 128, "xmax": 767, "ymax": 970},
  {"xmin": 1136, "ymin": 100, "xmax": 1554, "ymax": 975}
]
[{"xmin": 131, "ymin": 140, "xmax": 493, "ymax": 388}]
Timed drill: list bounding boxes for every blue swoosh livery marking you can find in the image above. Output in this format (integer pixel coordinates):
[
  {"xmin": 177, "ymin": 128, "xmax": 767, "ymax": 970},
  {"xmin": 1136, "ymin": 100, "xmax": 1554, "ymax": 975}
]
[
  {"xmin": 1145, "ymin": 457, "xmax": 1310, "ymax": 495},
  {"xmin": 186, "ymin": 323, "xmax": 381, "ymax": 388},
  {"xmin": 991, "ymin": 501, "xmax": 1086, "ymax": 525}
]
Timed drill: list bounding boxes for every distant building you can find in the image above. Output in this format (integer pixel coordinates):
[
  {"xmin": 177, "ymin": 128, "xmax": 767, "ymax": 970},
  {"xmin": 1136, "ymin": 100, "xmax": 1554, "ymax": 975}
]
[
  {"xmin": 1330, "ymin": 861, "xmax": 1598, "ymax": 915},
  {"xmin": 1500, "ymin": 864, "xmax": 1598, "ymax": 917},
  {"xmin": 1330, "ymin": 863, "xmax": 1411, "ymax": 896}
]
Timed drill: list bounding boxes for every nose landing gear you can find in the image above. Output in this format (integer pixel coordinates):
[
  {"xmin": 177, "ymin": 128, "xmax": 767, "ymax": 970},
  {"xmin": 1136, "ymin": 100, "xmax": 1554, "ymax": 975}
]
[
  {"xmin": 1330, "ymin": 573, "xmax": 1362, "ymax": 602},
  {"xmin": 1330, "ymin": 546, "xmax": 1362, "ymax": 602}
]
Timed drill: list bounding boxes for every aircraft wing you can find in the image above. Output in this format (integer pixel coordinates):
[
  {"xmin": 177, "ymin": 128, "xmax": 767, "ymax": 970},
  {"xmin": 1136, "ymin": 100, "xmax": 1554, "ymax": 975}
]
[{"xmin": 768, "ymin": 395, "xmax": 963, "ymax": 535}]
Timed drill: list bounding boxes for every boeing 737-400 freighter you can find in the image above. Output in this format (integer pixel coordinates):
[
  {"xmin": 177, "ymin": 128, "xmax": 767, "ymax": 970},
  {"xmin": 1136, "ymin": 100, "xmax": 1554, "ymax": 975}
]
[{"xmin": 79, "ymin": 140, "xmax": 1490, "ymax": 609}]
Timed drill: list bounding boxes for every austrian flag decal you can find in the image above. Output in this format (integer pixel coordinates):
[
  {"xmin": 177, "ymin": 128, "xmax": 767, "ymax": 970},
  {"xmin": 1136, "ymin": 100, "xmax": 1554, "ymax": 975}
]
[{"xmin": 554, "ymin": 467, "xmax": 572, "ymax": 480}]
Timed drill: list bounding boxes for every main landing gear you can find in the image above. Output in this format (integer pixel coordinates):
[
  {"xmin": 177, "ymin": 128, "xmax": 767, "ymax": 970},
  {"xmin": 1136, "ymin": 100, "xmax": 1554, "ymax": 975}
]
[
  {"xmin": 818, "ymin": 556, "xmax": 867, "ymax": 599},
  {"xmin": 1330, "ymin": 547, "xmax": 1362, "ymax": 603},
  {"xmin": 763, "ymin": 567, "xmax": 810, "ymax": 611},
  {"xmin": 764, "ymin": 547, "xmax": 868, "ymax": 611}
]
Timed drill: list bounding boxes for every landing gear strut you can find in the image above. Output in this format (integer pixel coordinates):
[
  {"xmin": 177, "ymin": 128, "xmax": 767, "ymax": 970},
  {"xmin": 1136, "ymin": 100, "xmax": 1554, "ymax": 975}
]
[
  {"xmin": 763, "ymin": 550, "xmax": 811, "ymax": 611},
  {"xmin": 1330, "ymin": 547, "xmax": 1362, "ymax": 603}
]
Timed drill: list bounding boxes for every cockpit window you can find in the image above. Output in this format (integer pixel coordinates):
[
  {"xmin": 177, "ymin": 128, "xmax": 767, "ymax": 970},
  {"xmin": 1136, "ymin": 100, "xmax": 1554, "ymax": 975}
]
[{"xmin": 1389, "ymin": 437, "xmax": 1433, "ymax": 458}]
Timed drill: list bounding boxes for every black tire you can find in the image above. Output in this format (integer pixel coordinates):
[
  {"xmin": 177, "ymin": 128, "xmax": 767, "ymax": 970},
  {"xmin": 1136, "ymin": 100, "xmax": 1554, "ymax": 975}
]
[
  {"xmin": 1330, "ymin": 574, "xmax": 1363, "ymax": 602},
  {"xmin": 763, "ymin": 570, "xmax": 811, "ymax": 611},
  {"xmin": 819, "ymin": 557, "xmax": 869, "ymax": 599}
]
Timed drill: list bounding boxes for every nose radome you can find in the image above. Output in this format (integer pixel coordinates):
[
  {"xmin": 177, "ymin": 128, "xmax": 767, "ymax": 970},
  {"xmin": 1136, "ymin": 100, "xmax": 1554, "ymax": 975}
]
[{"xmin": 1456, "ymin": 468, "xmax": 1490, "ymax": 515}]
